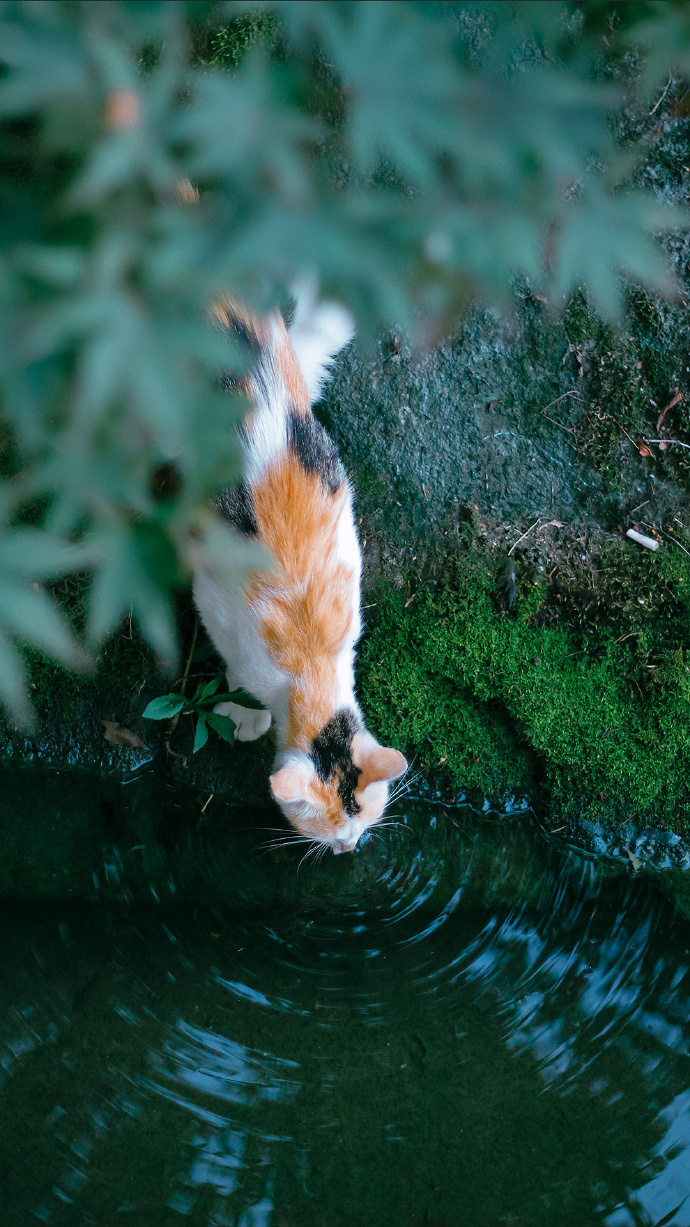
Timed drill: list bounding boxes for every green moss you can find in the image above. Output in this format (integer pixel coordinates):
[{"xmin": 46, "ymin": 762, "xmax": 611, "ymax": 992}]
[
  {"xmin": 358, "ymin": 537, "xmax": 690, "ymax": 828},
  {"xmin": 15, "ymin": 622, "xmax": 156, "ymax": 731}
]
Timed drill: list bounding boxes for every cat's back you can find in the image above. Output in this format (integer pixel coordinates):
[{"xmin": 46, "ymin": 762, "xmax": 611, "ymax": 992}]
[{"xmin": 197, "ymin": 292, "xmax": 360, "ymax": 690}]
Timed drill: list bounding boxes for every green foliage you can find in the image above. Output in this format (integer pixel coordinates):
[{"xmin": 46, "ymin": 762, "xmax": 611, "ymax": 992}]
[
  {"xmin": 143, "ymin": 673, "xmax": 234, "ymax": 752},
  {"xmin": 359, "ymin": 536, "xmax": 690, "ymax": 828},
  {"xmin": 142, "ymin": 672, "xmax": 264, "ymax": 753},
  {"xmin": 0, "ymin": 0, "xmax": 689, "ymax": 722},
  {"xmin": 142, "ymin": 693, "xmax": 186, "ymax": 719}
]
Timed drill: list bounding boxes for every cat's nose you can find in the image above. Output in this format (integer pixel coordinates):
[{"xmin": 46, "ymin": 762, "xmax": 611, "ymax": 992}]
[{"xmin": 333, "ymin": 837, "xmax": 358, "ymax": 855}]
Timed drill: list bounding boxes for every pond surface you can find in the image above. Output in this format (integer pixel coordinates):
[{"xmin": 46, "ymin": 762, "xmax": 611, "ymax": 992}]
[{"xmin": 1, "ymin": 770, "xmax": 690, "ymax": 1226}]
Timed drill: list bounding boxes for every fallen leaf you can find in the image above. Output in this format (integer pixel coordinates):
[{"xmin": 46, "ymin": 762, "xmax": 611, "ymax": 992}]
[
  {"xmin": 545, "ymin": 519, "xmax": 565, "ymax": 527},
  {"xmin": 638, "ymin": 444, "xmax": 652, "ymax": 457},
  {"xmin": 102, "ymin": 720, "xmax": 149, "ymax": 750}
]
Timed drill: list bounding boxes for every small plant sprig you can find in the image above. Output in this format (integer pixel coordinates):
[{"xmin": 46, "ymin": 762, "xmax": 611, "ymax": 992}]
[{"xmin": 142, "ymin": 677, "xmax": 264, "ymax": 753}]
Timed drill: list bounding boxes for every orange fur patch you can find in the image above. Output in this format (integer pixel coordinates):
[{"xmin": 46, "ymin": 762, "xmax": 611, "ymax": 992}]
[
  {"xmin": 307, "ymin": 774, "xmax": 348, "ymax": 831},
  {"xmin": 273, "ymin": 315, "xmax": 310, "ymax": 415},
  {"xmin": 247, "ymin": 455, "xmax": 354, "ymax": 748}
]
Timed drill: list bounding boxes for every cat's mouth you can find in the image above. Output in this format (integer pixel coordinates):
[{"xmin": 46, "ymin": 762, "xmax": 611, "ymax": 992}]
[{"xmin": 332, "ymin": 836, "xmax": 359, "ymax": 855}]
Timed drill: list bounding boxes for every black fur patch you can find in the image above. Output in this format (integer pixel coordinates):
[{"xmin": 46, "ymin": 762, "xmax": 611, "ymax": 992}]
[
  {"xmin": 226, "ymin": 315, "xmax": 262, "ymax": 356},
  {"xmin": 215, "ymin": 481, "xmax": 258, "ymax": 537},
  {"xmin": 218, "ymin": 370, "xmax": 242, "ymax": 393},
  {"xmin": 311, "ymin": 709, "xmax": 362, "ymax": 815},
  {"xmin": 287, "ymin": 412, "xmax": 347, "ymax": 495},
  {"xmin": 281, "ymin": 298, "xmax": 297, "ymax": 330},
  {"xmin": 218, "ymin": 311, "xmax": 262, "ymax": 392}
]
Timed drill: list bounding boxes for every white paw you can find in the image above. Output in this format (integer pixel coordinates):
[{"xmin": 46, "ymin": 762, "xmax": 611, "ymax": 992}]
[{"xmin": 214, "ymin": 700, "xmax": 272, "ymax": 742}]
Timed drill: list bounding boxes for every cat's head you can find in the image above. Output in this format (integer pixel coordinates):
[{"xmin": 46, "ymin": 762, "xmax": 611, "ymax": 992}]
[{"xmin": 269, "ymin": 715, "xmax": 407, "ymax": 853}]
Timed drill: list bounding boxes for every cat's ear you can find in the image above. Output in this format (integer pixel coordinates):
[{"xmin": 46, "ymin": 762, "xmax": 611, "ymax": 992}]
[
  {"xmin": 353, "ymin": 734, "xmax": 407, "ymax": 790},
  {"xmin": 270, "ymin": 765, "xmax": 310, "ymax": 804}
]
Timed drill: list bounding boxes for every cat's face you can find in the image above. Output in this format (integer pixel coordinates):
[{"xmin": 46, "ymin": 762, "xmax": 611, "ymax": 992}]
[{"xmin": 270, "ymin": 731, "xmax": 407, "ymax": 853}]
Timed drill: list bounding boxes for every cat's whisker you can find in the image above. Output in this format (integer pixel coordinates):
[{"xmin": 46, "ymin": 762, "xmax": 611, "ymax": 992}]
[
  {"xmin": 398, "ymin": 765, "xmax": 424, "ymax": 793},
  {"xmin": 391, "ymin": 754, "xmax": 421, "ymax": 793},
  {"xmin": 387, "ymin": 767, "xmax": 424, "ymax": 805},
  {"xmin": 257, "ymin": 832, "xmax": 309, "ymax": 844},
  {"xmin": 255, "ymin": 834, "xmax": 313, "ymax": 855},
  {"xmin": 297, "ymin": 840, "xmax": 327, "ymax": 874}
]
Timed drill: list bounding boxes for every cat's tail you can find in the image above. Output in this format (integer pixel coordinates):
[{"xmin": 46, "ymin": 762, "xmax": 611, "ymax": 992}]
[
  {"xmin": 286, "ymin": 279, "xmax": 355, "ymax": 405},
  {"xmin": 211, "ymin": 284, "xmax": 354, "ymax": 411}
]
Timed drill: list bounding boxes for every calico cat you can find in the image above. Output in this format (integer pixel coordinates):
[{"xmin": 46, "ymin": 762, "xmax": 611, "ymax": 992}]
[{"xmin": 193, "ymin": 288, "xmax": 407, "ymax": 854}]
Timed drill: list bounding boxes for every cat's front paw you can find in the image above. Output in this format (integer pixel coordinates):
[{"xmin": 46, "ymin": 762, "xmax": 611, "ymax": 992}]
[{"xmin": 214, "ymin": 700, "xmax": 272, "ymax": 742}]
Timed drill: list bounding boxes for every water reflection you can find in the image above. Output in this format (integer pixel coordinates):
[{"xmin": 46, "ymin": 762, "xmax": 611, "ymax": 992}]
[{"xmin": 0, "ymin": 773, "xmax": 689, "ymax": 1224}]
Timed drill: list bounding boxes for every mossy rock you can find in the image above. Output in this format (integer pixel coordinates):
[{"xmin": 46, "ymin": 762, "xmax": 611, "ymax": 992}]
[{"xmin": 357, "ymin": 537, "xmax": 690, "ymax": 832}]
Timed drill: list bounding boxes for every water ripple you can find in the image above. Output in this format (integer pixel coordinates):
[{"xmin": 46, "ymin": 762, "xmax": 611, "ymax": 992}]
[{"xmin": 2, "ymin": 783, "xmax": 690, "ymax": 1225}]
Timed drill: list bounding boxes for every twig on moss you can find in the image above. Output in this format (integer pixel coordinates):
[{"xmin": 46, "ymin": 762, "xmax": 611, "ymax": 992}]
[
  {"xmin": 540, "ymin": 391, "xmax": 586, "ymax": 444},
  {"xmin": 644, "ymin": 438, "xmax": 690, "ymax": 450},
  {"xmin": 508, "ymin": 517, "xmax": 541, "ymax": 556},
  {"xmin": 166, "ymin": 618, "xmax": 199, "ymax": 748},
  {"xmin": 608, "ymin": 414, "xmax": 643, "ymax": 453},
  {"xmin": 659, "ymin": 527, "xmax": 690, "ymax": 559},
  {"xmin": 650, "ymin": 73, "xmax": 672, "ymax": 115},
  {"xmin": 197, "ymin": 793, "xmax": 215, "ymax": 827},
  {"xmin": 541, "ymin": 391, "xmax": 587, "ymax": 413},
  {"xmin": 541, "ymin": 411, "xmax": 575, "ymax": 434}
]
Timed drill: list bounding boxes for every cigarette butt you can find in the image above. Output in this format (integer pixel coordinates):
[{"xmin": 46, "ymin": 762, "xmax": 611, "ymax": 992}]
[{"xmin": 626, "ymin": 528, "xmax": 659, "ymax": 551}]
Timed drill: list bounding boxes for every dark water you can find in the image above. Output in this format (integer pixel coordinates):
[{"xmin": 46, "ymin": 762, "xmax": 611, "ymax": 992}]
[{"xmin": 1, "ymin": 771, "xmax": 690, "ymax": 1226}]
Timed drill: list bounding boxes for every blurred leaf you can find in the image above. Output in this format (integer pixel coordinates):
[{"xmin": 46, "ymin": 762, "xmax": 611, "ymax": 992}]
[
  {"xmin": 0, "ymin": 529, "xmax": 91, "ymax": 579},
  {"xmin": 0, "ymin": 629, "xmax": 31, "ymax": 728},
  {"xmin": 0, "ymin": 581, "xmax": 86, "ymax": 669},
  {"xmin": 554, "ymin": 188, "xmax": 687, "ymax": 317},
  {"xmin": 182, "ymin": 514, "xmax": 270, "ymax": 595},
  {"xmin": 88, "ymin": 522, "xmax": 178, "ymax": 665},
  {"xmin": 179, "ymin": 59, "xmax": 317, "ymax": 200},
  {"xmin": 316, "ymin": 3, "xmax": 462, "ymax": 183},
  {"xmin": 0, "ymin": 17, "xmax": 90, "ymax": 116}
]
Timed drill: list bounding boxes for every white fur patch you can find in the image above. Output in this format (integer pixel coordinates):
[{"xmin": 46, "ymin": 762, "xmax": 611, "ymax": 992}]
[
  {"xmin": 214, "ymin": 699, "xmax": 272, "ymax": 742},
  {"xmin": 288, "ymin": 281, "xmax": 355, "ymax": 404}
]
